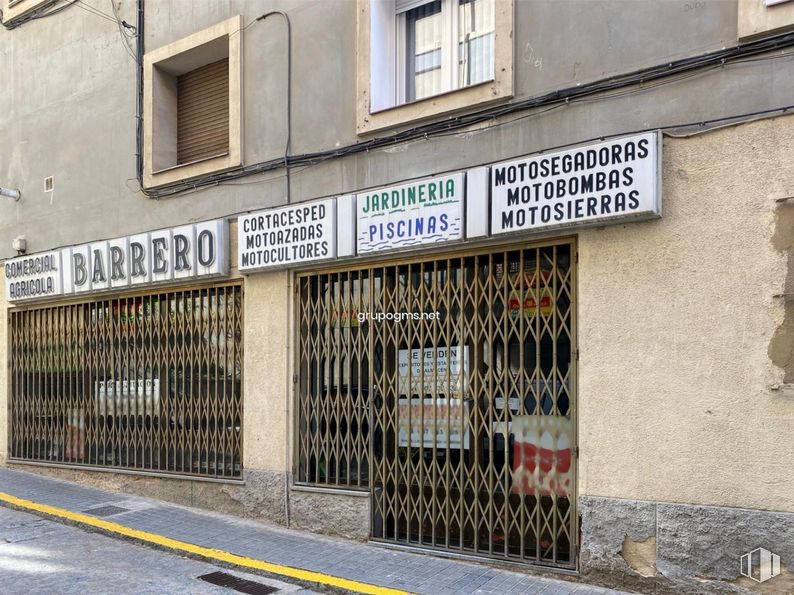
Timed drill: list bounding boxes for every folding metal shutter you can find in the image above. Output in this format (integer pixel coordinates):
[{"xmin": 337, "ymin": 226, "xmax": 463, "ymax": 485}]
[{"xmin": 177, "ymin": 59, "xmax": 229, "ymax": 165}]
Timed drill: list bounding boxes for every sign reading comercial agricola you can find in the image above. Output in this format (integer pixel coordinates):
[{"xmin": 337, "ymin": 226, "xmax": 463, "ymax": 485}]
[
  {"xmin": 4, "ymin": 219, "xmax": 229, "ymax": 302},
  {"xmin": 357, "ymin": 173, "xmax": 464, "ymax": 254},
  {"xmin": 490, "ymin": 132, "xmax": 661, "ymax": 236}
]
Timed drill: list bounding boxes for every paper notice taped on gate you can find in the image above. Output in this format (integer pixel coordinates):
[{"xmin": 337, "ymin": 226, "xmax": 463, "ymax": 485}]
[
  {"xmin": 511, "ymin": 415, "xmax": 572, "ymax": 496},
  {"xmin": 398, "ymin": 397, "xmax": 470, "ymax": 450}
]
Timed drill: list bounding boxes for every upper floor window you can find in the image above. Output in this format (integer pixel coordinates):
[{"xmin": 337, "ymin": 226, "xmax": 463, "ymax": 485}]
[
  {"xmin": 359, "ymin": 0, "xmax": 512, "ymax": 134},
  {"xmin": 143, "ymin": 16, "xmax": 243, "ymax": 189},
  {"xmin": 399, "ymin": 0, "xmax": 494, "ymax": 103}
]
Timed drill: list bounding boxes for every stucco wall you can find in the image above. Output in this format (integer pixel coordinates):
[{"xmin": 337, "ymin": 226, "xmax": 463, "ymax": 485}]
[
  {"xmin": 2, "ymin": 1, "xmax": 794, "ymax": 259},
  {"xmin": 0, "ymin": 267, "xmax": 6, "ymax": 465},
  {"xmin": 577, "ymin": 115, "xmax": 794, "ymax": 513},
  {"xmin": 243, "ymin": 266, "xmax": 290, "ymax": 473}
]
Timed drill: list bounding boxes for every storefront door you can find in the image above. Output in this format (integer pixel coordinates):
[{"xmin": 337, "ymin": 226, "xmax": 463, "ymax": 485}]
[{"xmin": 296, "ymin": 240, "xmax": 576, "ymax": 567}]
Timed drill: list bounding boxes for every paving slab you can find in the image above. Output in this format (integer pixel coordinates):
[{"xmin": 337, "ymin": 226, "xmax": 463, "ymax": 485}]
[{"xmin": 0, "ymin": 467, "xmax": 635, "ymax": 595}]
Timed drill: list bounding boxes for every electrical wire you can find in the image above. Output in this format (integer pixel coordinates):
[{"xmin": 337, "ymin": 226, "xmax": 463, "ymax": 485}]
[{"xmin": 138, "ymin": 28, "xmax": 794, "ymax": 199}]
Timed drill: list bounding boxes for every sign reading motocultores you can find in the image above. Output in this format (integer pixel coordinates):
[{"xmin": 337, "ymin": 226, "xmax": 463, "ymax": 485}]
[
  {"xmin": 4, "ymin": 219, "xmax": 229, "ymax": 302},
  {"xmin": 238, "ymin": 198, "xmax": 336, "ymax": 272},
  {"xmin": 490, "ymin": 132, "xmax": 661, "ymax": 235},
  {"xmin": 357, "ymin": 173, "xmax": 464, "ymax": 254}
]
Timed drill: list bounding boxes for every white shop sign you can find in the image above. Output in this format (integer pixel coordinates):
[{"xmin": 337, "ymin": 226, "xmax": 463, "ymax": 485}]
[
  {"xmin": 5, "ymin": 219, "xmax": 229, "ymax": 302},
  {"xmin": 238, "ymin": 198, "xmax": 336, "ymax": 272},
  {"xmin": 357, "ymin": 172, "xmax": 464, "ymax": 254},
  {"xmin": 490, "ymin": 132, "xmax": 661, "ymax": 236}
]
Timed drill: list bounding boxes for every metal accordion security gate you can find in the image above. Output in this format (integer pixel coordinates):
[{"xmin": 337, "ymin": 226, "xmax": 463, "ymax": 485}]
[
  {"xmin": 296, "ymin": 240, "xmax": 576, "ymax": 568},
  {"xmin": 8, "ymin": 282, "xmax": 243, "ymax": 479}
]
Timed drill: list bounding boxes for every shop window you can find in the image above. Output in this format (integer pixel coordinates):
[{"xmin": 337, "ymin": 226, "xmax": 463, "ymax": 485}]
[
  {"xmin": 143, "ymin": 16, "xmax": 243, "ymax": 188},
  {"xmin": 8, "ymin": 283, "xmax": 243, "ymax": 479},
  {"xmin": 357, "ymin": 0, "xmax": 512, "ymax": 134},
  {"xmin": 296, "ymin": 242, "xmax": 577, "ymax": 567}
]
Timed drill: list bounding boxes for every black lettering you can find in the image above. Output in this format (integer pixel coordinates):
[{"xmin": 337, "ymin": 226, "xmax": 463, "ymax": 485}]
[
  {"xmin": 152, "ymin": 238, "xmax": 168, "ymax": 274},
  {"xmin": 110, "ymin": 246, "xmax": 125, "ymax": 281},
  {"xmin": 73, "ymin": 253, "xmax": 87, "ymax": 286},
  {"xmin": 197, "ymin": 230, "xmax": 215, "ymax": 267},
  {"xmin": 173, "ymin": 234, "xmax": 190, "ymax": 271}
]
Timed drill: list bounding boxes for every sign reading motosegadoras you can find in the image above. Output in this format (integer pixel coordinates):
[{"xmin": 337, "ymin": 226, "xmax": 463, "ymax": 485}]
[
  {"xmin": 491, "ymin": 132, "xmax": 660, "ymax": 235},
  {"xmin": 238, "ymin": 198, "xmax": 336, "ymax": 272},
  {"xmin": 5, "ymin": 219, "xmax": 229, "ymax": 302},
  {"xmin": 357, "ymin": 173, "xmax": 464, "ymax": 254}
]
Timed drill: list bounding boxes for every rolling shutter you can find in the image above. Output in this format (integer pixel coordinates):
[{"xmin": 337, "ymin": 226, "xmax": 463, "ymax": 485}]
[{"xmin": 177, "ymin": 58, "xmax": 229, "ymax": 165}]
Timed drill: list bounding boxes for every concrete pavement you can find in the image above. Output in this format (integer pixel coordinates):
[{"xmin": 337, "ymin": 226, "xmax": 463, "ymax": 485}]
[{"xmin": 0, "ymin": 467, "xmax": 634, "ymax": 595}]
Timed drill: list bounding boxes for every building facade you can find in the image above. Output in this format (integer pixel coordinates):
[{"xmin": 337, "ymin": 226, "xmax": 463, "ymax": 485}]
[{"xmin": 1, "ymin": 0, "xmax": 793, "ymax": 593}]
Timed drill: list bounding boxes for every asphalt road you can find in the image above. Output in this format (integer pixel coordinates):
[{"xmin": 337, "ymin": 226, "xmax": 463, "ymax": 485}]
[{"xmin": 0, "ymin": 506, "xmax": 315, "ymax": 595}]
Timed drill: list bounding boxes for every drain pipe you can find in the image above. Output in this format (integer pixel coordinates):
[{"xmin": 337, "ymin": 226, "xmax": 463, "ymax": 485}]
[
  {"xmin": 135, "ymin": 0, "xmax": 144, "ymax": 189},
  {"xmin": 255, "ymin": 9, "xmax": 295, "ymax": 528}
]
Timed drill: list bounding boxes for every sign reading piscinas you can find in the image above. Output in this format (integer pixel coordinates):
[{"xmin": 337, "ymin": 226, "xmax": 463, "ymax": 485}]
[
  {"xmin": 357, "ymin": 173, "xmax": 464, "ymax": 254},
  {"xmin": 4, "ymin": 219, "xmax": 229, "ymax": 302}
]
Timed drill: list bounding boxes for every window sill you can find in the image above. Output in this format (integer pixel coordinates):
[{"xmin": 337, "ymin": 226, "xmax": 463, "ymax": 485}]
[
  {"xmin": 370, "ymin": 79, "xmax": 495, "ymax": 115},
  {"xmin": 1, "ymin": 0, "xmax": 53, "ymax": 23},
  {"xmin": 357, "ymin": 80, "xmax": 512, "ymax": 136},
  {"xmin": 152, "ymin": 152, "xmax": 230, "ymax": 175},
  {"xmin": 144, "ymin": 152, "xmax": 240, "ymax": 189}
]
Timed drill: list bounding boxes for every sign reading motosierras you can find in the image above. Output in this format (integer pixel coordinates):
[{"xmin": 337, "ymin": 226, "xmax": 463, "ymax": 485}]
[
  {"xmin": 238, "ymin": 198, "xmax": 336, "ymax": 272},
  {"xmin": 491, "ymin": 132, "xmax": 660, "ymax": 236},
  {"xmin": 357, "ymin": 173, "xmax": 464, "ymax": 254},
  {"xmin": 5, "ymin": 219, "xmax": 229, "ymax": 302}
]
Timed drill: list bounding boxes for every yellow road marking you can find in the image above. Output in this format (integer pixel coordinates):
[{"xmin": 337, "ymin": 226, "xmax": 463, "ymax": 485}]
[{"xmin": 0, "ymin": 492, "xmax": 409, "ymax": 595}]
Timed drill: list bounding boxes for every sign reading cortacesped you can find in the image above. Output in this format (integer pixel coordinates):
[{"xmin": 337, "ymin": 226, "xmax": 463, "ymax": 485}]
[
  {"xmin": 238, "ymin": 198, "xmax": 336, "ymax": 272},
  {"xmin": 4, "ymin": 219, "xmax": 229, "ymax": 302},
  {"xmin": 490, "ymin": 132, "xmax": 660, "ymax": 236},
  {"xmin": 357, "ymin": 173, "xmax": 464, "ymax": 254}
]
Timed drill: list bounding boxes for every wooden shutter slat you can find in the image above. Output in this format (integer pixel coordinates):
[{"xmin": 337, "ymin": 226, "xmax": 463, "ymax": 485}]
[{"xmin": 177, "ymin": 58, "xmax": 230, "ymax": 165}]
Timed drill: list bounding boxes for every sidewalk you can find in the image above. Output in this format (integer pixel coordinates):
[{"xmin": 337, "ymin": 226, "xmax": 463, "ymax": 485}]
[{"xmin": 0, "ymin": 468, "xmax": 631, "ymax": 595}]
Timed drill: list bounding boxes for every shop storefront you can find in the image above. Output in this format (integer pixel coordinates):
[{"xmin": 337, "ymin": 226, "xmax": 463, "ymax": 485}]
[
  {"xmin": 294, "ymin": 240, "xmax": 576, "ymax": 566},
  {"xmin": 4, "ymin": 220, "xmax": 243, "ymax": 480},
  {"xmin": 235, "ymin": 131, "xmax": 661, "ymax": 568}
]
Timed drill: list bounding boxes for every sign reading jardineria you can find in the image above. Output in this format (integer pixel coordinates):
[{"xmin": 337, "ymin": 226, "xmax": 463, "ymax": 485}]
[
  {"xmin": 490, "ymin": 132, "xmax": 661, "ymax": 235},
  {"xmin": 4, "ymin": 219, "xmax": 229, "ymax": 302},
  {"xmin": 357, "ymin": 173, "xmax": 464, "ymax": 254}
]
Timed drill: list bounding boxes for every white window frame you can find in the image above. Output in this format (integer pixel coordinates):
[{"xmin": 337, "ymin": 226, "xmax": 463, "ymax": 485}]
[{"xmin": 358, "ymin": 0, "xmax": 512, "ymax": 135}]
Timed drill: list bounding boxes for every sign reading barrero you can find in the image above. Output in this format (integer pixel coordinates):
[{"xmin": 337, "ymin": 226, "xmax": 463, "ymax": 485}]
[
  {"xmin": 5, "ymin": 219, "xmax": 229, "ymax": 302},
  {"xmin": 357, "ymin": 173, "xmax": 464, "ymax": 254},
  {"xmin": 490, "ymin": 132, "xmax": 661, "ymax": 235},
  {"xmin": 238, "ymin": 198, "xmax": 336, "ymax": 272}
]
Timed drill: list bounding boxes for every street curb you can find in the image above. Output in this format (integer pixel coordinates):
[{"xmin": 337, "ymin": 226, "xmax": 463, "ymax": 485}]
[{"xmin": 0, "ymin": 491, "xmax": 411, "ymax": 595}]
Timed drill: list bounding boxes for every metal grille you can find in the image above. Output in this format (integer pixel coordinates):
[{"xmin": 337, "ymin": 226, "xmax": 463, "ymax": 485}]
[
  {"xmin": 296, "ymin": 241, "xmax": 576, "ymax": 567},
  {"xmin": 8, "ymin": 283, "xmax": 243, "ymax": 479}
]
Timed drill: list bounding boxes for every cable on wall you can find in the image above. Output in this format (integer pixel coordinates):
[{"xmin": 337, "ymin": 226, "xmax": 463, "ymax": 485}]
[{"xmin": 137, "ymin": 27, "xmax": 794, "ymax": 200}]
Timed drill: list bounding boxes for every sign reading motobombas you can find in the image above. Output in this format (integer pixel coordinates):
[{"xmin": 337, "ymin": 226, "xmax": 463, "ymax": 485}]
[
  {"xmin": 5, "ymin": 219, "xmax": 229, "ymax": 302},
  {"xmin": 238, "ymin": 198, "xmax": 336, "ymax": 271},
  {"xmin": 491, "ymin": 132, "xmax": 660, "ymax": 235},
  {"xmin": 357, "ymin": 173, "xmax": 464, "ymax": 254}
]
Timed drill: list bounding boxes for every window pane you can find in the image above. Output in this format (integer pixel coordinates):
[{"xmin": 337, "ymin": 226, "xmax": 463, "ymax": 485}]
[
  {"xmin": 406, "ymin": 1, "xmax": 442, "ymax": 102},
  {"xmin": 458, "ymin": 0, "xmax": 494, "ymax": 87}
]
